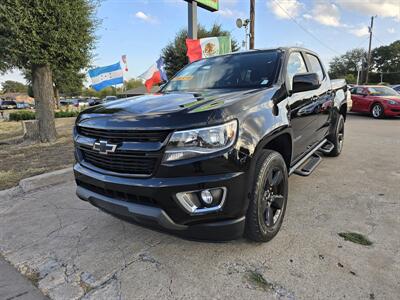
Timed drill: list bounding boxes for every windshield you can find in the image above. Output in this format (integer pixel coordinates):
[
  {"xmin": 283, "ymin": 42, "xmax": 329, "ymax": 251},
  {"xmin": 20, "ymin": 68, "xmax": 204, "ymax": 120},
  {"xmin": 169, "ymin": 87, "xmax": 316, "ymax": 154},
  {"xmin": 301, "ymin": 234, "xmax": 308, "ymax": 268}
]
[
  {"xmin": 163, "ymin": 51, "xmax": 280, "ymax": 92},
  {"xmin": 367, "ymin": 87, "xmax": 399, "ymax": 96}
]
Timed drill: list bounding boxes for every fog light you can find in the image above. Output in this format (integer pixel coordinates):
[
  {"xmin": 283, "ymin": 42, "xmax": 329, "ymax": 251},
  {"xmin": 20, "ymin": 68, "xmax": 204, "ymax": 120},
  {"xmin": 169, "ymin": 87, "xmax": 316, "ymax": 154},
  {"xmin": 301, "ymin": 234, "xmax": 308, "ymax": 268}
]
[
  {"xmin": 200, "ymin": 190, "xmax": 213, "ymax": 205},
  {"xmin": 175, "ymin": 187, "xmax": 227, "ymax": 215}
]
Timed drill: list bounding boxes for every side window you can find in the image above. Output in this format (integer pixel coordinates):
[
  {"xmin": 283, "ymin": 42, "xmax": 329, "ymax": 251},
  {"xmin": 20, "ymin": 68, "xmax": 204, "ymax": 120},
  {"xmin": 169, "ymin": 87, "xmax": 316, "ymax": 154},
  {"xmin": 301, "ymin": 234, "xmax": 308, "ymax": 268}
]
[
  {"xmin": 355, "ymin": 87, "xmax": 364, "ymax": 95},
  {"xmin": 287, "ymin": 52, "xmax": 307, "ymax": 90},
  {"xmin": 306, "ymin": 54, "xmax": 325, "ymax": 81}
]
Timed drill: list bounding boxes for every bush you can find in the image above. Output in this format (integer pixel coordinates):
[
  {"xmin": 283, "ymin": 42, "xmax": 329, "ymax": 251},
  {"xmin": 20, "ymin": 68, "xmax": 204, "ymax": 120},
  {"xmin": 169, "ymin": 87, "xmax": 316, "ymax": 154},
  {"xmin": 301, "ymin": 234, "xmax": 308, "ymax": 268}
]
[
  {"xmin": 8, "ymin": 110, "xmax": 35, "ymax": 121},
  {"xmin": 9, "ymin": 109, "xmax": 81, "ymax": 122},
  {"xmin": 55, "ymin": 110, "xmax": 80, "ymax": 118}
]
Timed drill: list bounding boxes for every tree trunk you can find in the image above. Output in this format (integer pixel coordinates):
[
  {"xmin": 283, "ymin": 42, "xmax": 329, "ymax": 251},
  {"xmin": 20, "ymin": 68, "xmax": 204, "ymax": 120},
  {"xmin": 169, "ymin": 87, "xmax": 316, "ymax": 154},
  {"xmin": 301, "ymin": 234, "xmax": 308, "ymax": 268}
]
[
  {"xmin": 22, "ymin": 120, "xmax": 40, "ymax": 141},
  {"xmin": 54, "ymin": 86, "xmax": 60, "ymax": 110},
  {"xmin": 32, "ymin": 64, "xmax": 57, "ymax": 143}
]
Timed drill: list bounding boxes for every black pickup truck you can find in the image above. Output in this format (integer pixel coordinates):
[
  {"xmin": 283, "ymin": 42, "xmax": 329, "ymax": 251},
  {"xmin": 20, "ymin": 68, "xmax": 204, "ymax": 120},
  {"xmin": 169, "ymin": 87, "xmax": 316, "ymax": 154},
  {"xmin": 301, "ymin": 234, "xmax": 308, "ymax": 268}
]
[{"xmin": 74, "ymin": 47, "xmax": 347, "ymax": 242}]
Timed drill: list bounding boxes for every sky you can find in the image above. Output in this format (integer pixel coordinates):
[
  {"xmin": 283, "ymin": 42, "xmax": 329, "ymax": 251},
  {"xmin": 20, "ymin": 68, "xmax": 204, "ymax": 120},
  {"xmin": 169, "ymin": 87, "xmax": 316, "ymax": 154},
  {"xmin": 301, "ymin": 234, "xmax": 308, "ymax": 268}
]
[{"xmin": 1, "ymin": 0, "xmax": 399, "ymax": 86}]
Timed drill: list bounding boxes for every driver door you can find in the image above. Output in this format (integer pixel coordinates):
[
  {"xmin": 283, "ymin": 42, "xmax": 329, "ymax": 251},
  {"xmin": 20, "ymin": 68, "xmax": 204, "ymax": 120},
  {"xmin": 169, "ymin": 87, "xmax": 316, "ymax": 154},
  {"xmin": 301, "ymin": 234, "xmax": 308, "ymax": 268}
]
[{"xmin": 286, "ymin": 51, "xmax": 318, "ymax": 160}]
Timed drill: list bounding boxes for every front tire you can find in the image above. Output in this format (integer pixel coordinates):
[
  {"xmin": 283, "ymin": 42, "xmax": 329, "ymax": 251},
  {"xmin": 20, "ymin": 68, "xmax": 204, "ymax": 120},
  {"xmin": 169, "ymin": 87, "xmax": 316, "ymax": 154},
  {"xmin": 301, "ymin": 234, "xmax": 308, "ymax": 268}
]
[
  {"xmin": 245, "ymin": 150, "xmax": 288, "ymax": 242},
  {"xmin": 371, "ymin": 103, "xmax": 384, "ymax": 119}
]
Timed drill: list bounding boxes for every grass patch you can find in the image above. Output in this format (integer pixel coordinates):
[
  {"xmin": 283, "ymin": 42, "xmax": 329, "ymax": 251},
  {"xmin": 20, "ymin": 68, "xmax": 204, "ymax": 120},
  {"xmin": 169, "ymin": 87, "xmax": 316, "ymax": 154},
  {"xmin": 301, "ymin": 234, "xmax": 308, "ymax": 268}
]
[
  {"xmin": 245, "ymin": 270, "xmax": 273, "ymax": 291},
  {"xmin": 0, "ymin": 121, "xmax": 23, "ymax": 140},
  {"xmin": 338, "ymin": 232, "xmax": 373, "ymax": 246},
  {"xmin": 0, "ymin": 118, "xmax": 76, "ymax": 190}
]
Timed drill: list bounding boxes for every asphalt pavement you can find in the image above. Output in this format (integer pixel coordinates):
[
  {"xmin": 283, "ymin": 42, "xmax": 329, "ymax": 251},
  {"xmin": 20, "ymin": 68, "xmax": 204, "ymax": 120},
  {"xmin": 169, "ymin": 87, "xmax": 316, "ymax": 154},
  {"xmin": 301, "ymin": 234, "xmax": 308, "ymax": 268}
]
[{"xmin": 0, "ymin": 114, "xmax": 399, "ymax": 300}]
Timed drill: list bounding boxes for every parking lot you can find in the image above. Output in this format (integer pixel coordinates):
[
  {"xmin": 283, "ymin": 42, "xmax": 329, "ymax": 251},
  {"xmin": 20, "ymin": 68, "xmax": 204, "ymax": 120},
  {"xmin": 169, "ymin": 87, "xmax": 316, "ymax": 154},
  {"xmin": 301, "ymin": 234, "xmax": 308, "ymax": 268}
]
[{"xmin": 0, "ymin": 114, "xmax": 399, "ymax": 300}]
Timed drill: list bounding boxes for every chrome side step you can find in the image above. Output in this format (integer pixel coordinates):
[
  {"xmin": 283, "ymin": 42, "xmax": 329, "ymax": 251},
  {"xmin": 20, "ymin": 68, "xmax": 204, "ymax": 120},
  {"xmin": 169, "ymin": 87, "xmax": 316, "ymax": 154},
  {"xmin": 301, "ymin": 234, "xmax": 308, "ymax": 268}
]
[{"xmin": 289, "ymin": 139, "xmax": 327, "ymax": 176}]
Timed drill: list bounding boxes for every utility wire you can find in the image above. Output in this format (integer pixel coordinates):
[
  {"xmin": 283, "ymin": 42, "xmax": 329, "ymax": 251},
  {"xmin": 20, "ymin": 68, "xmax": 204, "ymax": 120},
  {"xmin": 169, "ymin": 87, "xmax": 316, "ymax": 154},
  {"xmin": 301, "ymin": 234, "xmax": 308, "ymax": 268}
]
[{"xmin": 272, "ymin": 0, "xmax": 341, "ymax": 55}]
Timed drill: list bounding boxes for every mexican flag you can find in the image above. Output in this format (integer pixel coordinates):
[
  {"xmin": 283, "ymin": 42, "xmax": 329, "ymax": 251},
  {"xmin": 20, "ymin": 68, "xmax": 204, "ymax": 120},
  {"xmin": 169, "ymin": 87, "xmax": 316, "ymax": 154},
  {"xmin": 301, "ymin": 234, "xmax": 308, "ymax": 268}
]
[{"xmin": 186, "ymin": 36, "xmax": 231, "ymax": 63}]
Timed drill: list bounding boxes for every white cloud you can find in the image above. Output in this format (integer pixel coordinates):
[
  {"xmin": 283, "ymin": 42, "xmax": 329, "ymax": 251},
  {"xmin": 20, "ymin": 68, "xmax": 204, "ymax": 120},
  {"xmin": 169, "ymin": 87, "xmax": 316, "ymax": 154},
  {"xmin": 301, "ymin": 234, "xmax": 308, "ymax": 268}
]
[
  {"xmin": 267, "ymin": 0, "xmax": 303, "ymax": 19},
  {"xmin": 303, "ymin": 13, "xmax": 312, "ymax": 20},
  {"xmin": 349, "ymin": 25, "xmax": 369, "ymax": 37},
  {"xmin": 387, "ymin": 27, "xmax": 396, "ymax": 34},
  {"xmin": 134, "ymin": 11, "xmax": 158, "ymax": 24},
  {"xmin": 336, "ymin": 0, "xmax": 400, "ymax": 22},
  {"xmin": 215, "ymin": 8, "xmax": 244, "ymax": 19},
  {"xmin": 311, "ymin": 3, "xmax": 342, "ymax": 27}
]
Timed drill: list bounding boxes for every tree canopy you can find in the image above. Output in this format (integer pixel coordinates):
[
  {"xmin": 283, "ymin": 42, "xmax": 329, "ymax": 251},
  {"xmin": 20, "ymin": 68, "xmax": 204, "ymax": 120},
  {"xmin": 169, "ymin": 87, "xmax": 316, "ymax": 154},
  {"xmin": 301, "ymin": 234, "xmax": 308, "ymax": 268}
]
[
  {"xmin": 124, "ymin": 79, "xmax": 144, "ymax": 90},
  {"xmin": 162, "ymin": 24, "xmax": 239, "ymax": 78},
  {"xmin": 329, "ymin": 40, "xmax": 400, "ymax": 84},
  {"xmin": 0, "ymin": 0, "xmax": 97, "ymax": 142},
  {"xmin": 328, "ymin": 48, "xmax": 367, "ymax": 80},
  {"xmin": 0, "ymin": 0, "xmax": 96, "ymax": 75},
  {"xmin": 1, "ymin": 80, "xmax": 28, "ymax": 93},
  {"xmin": 372, "ymin": 40, "xmax": 400, "ymax": 74}
]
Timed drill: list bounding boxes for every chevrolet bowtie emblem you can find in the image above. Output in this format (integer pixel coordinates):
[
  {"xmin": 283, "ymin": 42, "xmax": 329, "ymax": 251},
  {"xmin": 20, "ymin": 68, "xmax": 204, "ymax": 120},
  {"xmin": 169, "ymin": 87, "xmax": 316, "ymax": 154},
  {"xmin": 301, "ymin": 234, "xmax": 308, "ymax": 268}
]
[{"xmin": 93, "ymin": 140, "xmax": 117, "ymax": 155}]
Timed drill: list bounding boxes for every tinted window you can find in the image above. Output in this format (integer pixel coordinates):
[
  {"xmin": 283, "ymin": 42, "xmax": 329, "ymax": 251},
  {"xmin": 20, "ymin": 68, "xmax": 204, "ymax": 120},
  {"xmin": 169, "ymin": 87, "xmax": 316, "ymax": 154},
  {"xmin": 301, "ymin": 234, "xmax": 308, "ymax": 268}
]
[
  {"xmin": 287, "ymin": 52, "xmax": 307, "ymax": 88},
  {"xmin": 367, "ymin": 86, "xmax": 398, "ymax": 96},
  {"xmin": 164, "ymin": 51, "xmax": 280, "ymax": 91},
  {"xmin": 355, "ymin": 87, "xmax": 365, "ymax": 95},
  {"xmin": 306, "ymin": 54, "xmax": 325, "ymax": 81}
]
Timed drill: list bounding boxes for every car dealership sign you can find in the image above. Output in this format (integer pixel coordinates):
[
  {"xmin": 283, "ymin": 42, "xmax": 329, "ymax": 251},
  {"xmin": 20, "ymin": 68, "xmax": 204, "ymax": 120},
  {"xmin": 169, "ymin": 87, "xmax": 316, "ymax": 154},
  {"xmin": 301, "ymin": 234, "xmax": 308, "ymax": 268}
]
[{"xmin": 184, "ymin": 0, "xmax": 219, "ymax": 12}]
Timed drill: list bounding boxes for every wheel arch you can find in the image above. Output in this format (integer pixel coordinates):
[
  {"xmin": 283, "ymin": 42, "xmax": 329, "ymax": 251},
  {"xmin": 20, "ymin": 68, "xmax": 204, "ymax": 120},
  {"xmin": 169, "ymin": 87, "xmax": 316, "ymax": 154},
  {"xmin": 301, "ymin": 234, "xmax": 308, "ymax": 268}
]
[
  {"xmin": 370, "ymin": 101, "xmax": 383, "ymax": 112},
  {"xmin": 254, "ymin": 128, "xmax": 293, "ymax": 171}
]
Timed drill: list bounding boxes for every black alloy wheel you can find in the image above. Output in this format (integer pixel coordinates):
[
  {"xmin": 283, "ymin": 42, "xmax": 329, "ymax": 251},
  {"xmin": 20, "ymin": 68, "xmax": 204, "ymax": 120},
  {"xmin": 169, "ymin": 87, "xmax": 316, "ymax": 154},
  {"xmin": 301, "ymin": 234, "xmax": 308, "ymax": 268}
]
[{"xmin": 245, "ymin": 150, "xmax": 288, "ymax": 242}]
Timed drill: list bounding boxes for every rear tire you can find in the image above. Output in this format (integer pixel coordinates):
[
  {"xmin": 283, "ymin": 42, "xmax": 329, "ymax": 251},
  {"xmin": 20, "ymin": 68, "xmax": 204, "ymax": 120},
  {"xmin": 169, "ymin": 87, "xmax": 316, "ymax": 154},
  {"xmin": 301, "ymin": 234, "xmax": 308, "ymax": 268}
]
[
  {"xmin": 327, "ymin": 114, "xmax": 344, "ymax": 157},
  {"xmin": 245, "ymin": 150, "xmax": 288, "ymax": 242},
  {"xmin": 371, "ymin": 103, "xmax": 384, "ymax": 119}
]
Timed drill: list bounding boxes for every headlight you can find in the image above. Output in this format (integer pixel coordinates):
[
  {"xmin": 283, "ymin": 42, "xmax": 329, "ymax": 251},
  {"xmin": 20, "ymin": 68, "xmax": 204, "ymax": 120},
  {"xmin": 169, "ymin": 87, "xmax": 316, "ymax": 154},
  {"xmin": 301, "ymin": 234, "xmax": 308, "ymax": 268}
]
[
  {"xmin": 163, "ymin": 120, "xmax": 238, "ymax": 162},
  {"xmin": 388, "ymin": 100, "xmax": 398, "ymax": 105}
]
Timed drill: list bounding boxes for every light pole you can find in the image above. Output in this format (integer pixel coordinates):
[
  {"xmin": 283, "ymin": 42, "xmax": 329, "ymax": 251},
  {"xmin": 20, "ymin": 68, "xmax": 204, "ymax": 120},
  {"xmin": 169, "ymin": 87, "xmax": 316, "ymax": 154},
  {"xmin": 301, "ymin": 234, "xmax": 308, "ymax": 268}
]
[
  {"xmin": 365, "ymin": 16, "xmax": 376, "ymax": 84},
  {"xmin": 187, "ymin": 1, "xmax": 197, "ymax": 39}
]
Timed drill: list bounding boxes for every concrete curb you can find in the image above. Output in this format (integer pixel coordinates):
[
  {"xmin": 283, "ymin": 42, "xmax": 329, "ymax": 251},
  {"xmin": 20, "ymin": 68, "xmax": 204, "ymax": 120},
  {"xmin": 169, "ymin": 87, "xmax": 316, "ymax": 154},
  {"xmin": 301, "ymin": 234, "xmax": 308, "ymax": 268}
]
[
  {"xmin": 18, "ymin": 167, "xmax": 74, "ymax": 193},
  {"xmin": 0, "ymin": 186, "xmax": 22, "ymax": 200}
]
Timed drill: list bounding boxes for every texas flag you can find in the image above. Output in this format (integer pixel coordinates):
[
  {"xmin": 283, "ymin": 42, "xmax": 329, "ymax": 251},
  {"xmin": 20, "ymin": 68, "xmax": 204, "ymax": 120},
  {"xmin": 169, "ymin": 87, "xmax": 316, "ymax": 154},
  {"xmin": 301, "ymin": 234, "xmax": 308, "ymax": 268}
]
[
  {"xmin": 139, "ymin": 57, "xmax": 168, "ymax": 92},
  {"xmin": 186, "ymin": 36, "xmax": 231, "ymax": 63}
]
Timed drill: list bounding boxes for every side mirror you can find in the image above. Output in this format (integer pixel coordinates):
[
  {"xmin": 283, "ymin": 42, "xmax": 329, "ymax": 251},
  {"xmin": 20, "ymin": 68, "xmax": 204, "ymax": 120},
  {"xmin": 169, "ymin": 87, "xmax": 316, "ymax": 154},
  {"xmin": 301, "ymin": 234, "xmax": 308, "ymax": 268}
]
[{"xmin": 292, "ymin": 73, "xmax": 320, "ymax": 94}]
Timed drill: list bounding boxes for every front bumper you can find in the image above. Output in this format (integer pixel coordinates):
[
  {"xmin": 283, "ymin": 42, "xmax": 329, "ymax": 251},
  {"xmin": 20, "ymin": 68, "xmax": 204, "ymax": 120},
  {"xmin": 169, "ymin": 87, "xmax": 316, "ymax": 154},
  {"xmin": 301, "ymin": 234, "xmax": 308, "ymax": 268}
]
[
  {"xmin": 384, "ymin": 105, "xmax": 400, "ymax": 116},
  {"xmin": 74, "ymin": 163, "xmax": 248, "ymax": 240}
]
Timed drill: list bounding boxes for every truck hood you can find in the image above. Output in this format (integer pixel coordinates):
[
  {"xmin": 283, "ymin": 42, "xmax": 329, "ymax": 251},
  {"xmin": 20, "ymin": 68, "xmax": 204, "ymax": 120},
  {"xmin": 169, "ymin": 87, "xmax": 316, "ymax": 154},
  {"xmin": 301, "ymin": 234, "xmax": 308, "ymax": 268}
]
[
  {"xmin": 82, "ymin": 89, "xmax": 264, "ymax": 116},
  {"xmin": 76, "ymin": 88, "xmax": 276, "ymax": 130}
]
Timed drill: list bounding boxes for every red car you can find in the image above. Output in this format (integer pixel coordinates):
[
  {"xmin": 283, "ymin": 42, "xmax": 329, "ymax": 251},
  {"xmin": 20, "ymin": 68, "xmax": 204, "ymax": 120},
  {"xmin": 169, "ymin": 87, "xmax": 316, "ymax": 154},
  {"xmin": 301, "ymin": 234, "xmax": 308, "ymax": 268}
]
[{"xmin": 350, "ymin": 85, "xmax": 400, "ymax": 118}]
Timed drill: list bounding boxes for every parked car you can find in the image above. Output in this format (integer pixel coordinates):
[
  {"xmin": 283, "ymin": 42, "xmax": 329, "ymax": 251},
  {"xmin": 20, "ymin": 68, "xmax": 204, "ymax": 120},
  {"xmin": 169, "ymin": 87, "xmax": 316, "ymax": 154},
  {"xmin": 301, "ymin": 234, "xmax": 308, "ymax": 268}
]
[
  {"xmin": 88, "ymin": 97, "xmax": 102, "ymax": 106},
  {"xmin": 350, "ymin": 85, "xmax": 400, "ymax": 118},
  {"xmin": 74, "ymin": 47, "xmax": 347, "ymax": 242},
  {"xmin": 60, "ymin": 99, "xmax": 75, "ymax": 107},
  {"xmin": 76, "ymin": 99, "xmax": 89, "ymax": 108},
  {"xmin": 102, "ymin": 96, "xmax": 118, "ymax": 103},
  {"xmin": 16, "ymin": 102, "xmax": 32, "ymax": 109},
  {"xmin": 0, "ymin": 100, "xmax": 17, "ymax": 110},
  {"xmin": 391, "ymin": 84, "xmax": 400, "ymax": 94}
]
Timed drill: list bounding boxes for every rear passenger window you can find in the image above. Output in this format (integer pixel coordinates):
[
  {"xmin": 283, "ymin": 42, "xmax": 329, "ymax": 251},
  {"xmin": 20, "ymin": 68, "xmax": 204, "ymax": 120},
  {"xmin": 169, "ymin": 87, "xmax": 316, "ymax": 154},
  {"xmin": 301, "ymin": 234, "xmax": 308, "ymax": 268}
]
[{"xmin": 306, "ymin": 54, "xmax": 325, "ymax": 81}]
